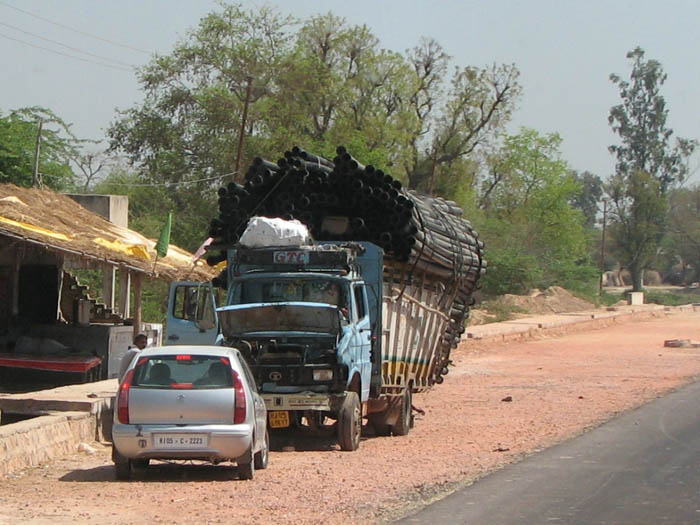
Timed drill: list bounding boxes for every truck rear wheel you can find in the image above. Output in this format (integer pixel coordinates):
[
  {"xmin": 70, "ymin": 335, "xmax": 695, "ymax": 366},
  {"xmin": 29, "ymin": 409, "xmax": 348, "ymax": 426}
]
[
  {"xmin": 392, "ymin": 387, "xmax": 412, "ymax": 436},
  {"xmin": 338, "ymin": 391, "xmax": 361, "ymax": 451},
  {"xmin": 369, "ymin": 413, "xmax": 392, "ymax": 436}
]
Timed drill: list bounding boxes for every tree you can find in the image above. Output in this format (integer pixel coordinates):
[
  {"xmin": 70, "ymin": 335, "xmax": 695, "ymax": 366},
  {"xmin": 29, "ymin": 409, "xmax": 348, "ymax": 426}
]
[
  {"xmin": 0, "ymin": 106, "xmax": 79, "ymax": 190},
  {"xmin": 569, "ymin": 171, "xmax": 603, "ymax": 229},
  {"xmin": 402, "ymin": 38, "xmax": 521, "ymax": 193},
  {"xmin": 607, "ymin": 47, "xmax": 697, "ymax": 291},
  {"xmin": 477, "ymin": 129, "xmax": 594, "ymax": 296},
  {"xmin": 607, "ymin": 170, "xmax": 667, "ymax": 289},
  {"xmin": 108, "ymin": 2, "xmax": 521, "ymax": 251},
  {"xmin": 665, "ymin": 185, "xmax": 700, "ymax": 283}
]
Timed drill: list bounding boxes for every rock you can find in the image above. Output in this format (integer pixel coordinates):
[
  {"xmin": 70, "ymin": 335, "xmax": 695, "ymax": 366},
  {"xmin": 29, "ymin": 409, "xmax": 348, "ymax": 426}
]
[
  {"xmin": 501, "ymin": 396, "xmax": 513, "ymax": 402},
  {"xmin": 77, "ymin": 443, "xmax": 96, "ymax": 455}
]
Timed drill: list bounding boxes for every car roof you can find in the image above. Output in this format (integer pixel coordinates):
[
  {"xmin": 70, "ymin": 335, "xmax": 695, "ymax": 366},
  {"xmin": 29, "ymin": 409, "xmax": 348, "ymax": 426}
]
[{"xmin": 139, "ymin": 346, "xmax": 237, "ymax": 358}]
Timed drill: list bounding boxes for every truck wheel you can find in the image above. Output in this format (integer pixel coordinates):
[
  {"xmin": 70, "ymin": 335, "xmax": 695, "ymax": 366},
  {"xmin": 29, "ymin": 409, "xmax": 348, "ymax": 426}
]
[
  {"xmin": 338, "ymin": 391, "xmax": 361, "ymax": 451},
  {"xmin": 369, "ymin": 414, "xmax": 391, "ymax": 437},
  {"xmin": 392, "ymin": 387, "xmax": 412, "ymax": 436}
]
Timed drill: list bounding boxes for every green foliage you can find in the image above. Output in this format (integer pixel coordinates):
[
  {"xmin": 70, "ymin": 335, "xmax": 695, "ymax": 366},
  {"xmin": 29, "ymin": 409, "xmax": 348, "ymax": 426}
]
[
  {"xmin": 0, "ymin": 107, "xmax": 81, "ymax": 190},
  {"xmin": 477, "ymin": 301, "xmax": 527, "ymax": 323},
  {"xmin": 569, "ymin": 171, "xmax": 603, "ymax": 229},
  {"xmin": 643, "ymin": 288, "xmax": 700, "ymax": 306},
  {"xmin": 606, "ymin": 170, "xmax": 668, "ymax": 291},
  {"xmin": 479, "ymin": 244, "xmax": 542, "ymax": 296},
  {"xmin": 476, "ymin": 129, "xmax": 595, "ymax": 296}
]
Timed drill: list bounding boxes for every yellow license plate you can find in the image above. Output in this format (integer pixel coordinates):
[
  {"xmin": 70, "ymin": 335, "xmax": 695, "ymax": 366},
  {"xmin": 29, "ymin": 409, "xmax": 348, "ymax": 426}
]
[{"xmin": 268, "ymin": 410, "xmax": 290, "ymax": 428}]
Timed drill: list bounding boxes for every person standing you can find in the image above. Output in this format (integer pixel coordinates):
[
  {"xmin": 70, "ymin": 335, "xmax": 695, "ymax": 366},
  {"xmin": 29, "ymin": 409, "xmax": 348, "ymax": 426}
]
[{"xmin": 119, "ymin": 333, "xmax": 148, "ymax": 381}]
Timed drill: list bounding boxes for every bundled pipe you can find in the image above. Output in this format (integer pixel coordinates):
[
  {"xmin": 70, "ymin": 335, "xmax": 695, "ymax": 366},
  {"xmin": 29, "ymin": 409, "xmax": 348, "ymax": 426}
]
[{"xmin": 208, "ymin": 145, "xmax": 486, "ymax": 386}]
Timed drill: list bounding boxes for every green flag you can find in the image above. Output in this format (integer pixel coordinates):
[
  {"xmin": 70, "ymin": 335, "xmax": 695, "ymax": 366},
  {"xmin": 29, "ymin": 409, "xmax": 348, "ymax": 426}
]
[{"xmin": 155, "ymin": 212, "xmax": 172, "ymax": 258}]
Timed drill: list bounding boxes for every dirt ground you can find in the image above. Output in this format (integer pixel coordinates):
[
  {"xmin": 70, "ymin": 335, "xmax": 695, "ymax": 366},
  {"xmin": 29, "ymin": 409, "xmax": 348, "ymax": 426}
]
[{"xmin": 1, "ymin": 309, "xmax": 699, "ymax": 525}]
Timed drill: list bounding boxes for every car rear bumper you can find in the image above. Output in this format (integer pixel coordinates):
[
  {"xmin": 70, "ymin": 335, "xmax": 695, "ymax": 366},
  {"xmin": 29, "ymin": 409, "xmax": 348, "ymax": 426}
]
[{"xmin": 112, "ymin": 423, "xmax": 253, "ymax": 461}]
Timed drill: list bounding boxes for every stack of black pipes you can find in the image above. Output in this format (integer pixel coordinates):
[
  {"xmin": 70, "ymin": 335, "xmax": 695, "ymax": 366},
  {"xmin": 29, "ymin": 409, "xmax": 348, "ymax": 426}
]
[{"xmin": 208, "ymin": 146, "xmax": 486, "ymax": 385}]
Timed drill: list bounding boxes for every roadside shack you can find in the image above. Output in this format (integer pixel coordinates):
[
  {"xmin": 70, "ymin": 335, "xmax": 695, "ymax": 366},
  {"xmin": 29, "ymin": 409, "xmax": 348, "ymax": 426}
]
[{"xmin": 0, "ymin": 184, "xmax": 214, "ymax": 388}]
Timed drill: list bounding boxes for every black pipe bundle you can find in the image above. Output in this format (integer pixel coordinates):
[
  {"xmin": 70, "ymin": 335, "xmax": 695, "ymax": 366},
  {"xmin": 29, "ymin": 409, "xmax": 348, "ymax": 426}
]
[{"xmin": 208, "ymin": 146, "xmax": 486, "ymax": 385}]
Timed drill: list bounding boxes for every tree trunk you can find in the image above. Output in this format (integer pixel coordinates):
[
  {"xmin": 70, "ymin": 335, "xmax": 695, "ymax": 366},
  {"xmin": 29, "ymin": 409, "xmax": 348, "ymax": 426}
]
[{"xmin": 629, "ymin": 265, "xmax": 644, "ymax": 292}]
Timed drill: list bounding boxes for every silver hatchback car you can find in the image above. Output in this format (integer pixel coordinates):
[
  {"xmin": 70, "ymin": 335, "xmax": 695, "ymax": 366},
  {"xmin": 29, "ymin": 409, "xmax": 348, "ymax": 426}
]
[{"xmin": 112, "ymin": 346, "xmax": 268, "ymax": 480}]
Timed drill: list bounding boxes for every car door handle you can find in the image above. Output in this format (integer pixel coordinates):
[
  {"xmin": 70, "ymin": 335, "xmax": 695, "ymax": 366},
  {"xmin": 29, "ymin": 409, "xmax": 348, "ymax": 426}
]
[{"xmin": 168, "ymin": 334, "xmax": 179, "ymax": 341}]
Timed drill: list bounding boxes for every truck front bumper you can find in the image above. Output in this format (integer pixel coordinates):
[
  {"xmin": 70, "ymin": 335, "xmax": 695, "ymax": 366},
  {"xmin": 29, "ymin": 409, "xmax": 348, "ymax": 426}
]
[{"xmin": 262, "ymin": 392, "xmax": 345, "ymax": 411}]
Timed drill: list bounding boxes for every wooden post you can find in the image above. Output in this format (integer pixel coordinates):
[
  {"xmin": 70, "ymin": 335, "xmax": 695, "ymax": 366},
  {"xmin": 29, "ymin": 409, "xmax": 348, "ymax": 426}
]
[
  {"xmin": 102, "ymin": 263, "xmax": 115, "ymax": 311},
  {"xmin": 118, "ymin": 267, "xmax": 130, "ymax": 318},
  {"xmin": 132, "ymin": 272, "xmax": 142, "ymax": 338}
]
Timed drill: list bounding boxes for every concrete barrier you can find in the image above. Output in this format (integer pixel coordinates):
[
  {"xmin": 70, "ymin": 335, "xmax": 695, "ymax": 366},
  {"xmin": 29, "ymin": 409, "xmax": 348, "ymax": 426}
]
[{"xmin": 0, "ymin": 412, "xmax": 95, "ymax": 477}]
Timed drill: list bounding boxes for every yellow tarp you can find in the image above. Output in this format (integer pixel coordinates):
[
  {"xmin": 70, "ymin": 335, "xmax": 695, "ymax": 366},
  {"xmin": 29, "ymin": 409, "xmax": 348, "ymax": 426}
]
[
  {"xmin": 0, "ymin": 216, "xmax": 71, "ymax": 241},
  {"xmin": 93, "ymin": 237, "xmax": 151, "ymax": 261}
]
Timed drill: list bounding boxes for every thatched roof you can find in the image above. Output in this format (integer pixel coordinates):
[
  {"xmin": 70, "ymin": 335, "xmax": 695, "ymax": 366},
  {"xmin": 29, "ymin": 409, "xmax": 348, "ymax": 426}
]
[{"xmin": 0, "ymin": 184, "xmax": 215, "ymax": 282}]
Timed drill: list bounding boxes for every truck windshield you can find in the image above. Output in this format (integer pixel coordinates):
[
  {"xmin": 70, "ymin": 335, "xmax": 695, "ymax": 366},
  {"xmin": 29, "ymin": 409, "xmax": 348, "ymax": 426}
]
[{"xmin": 239, "ymin": 278, "xmax": 346, "ymax": 307}]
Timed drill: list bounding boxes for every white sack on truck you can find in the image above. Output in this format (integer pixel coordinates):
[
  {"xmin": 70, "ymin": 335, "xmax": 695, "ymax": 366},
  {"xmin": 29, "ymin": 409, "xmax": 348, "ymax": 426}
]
[{"xmin": 238, "ymin": 216, "xmax": 311, "ymax": 248}]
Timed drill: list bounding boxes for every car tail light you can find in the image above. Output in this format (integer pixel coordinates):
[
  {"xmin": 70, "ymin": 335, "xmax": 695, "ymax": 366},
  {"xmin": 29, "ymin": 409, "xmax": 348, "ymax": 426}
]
[
  {"xmin": 117, "ymin": 369, "xmax": 135, "ymax": 424},
  {"xmin": 232, "ymin": 370, "xmax": 246, "ymax": 424}
]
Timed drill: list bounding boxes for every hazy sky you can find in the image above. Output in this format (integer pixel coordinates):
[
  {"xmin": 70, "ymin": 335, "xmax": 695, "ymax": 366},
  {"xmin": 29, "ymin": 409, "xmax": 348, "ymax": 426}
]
[{"xmin": 2, "ymin": 0, "xmax": 699, "ymax": 183}]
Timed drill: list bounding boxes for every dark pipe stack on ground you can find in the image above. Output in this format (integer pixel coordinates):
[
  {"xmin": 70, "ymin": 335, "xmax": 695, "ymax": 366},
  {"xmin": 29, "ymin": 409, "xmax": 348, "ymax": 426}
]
[{"xmin": 208, "ymin": 146, "xmax": 486, "ymax": 385}]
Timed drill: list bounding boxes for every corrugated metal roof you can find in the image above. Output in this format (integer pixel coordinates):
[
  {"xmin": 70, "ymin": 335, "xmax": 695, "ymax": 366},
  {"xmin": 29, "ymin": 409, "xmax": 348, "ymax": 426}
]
[{"xmin": 0, "ymin": 184, "xmax": 215, "ymax": 282}]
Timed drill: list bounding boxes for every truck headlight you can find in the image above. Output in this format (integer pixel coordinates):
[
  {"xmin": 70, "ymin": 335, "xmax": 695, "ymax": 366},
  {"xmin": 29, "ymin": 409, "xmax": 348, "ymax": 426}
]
[{"xmin": 313, "ymin": 369, "xmax": 333, "ymax": 381}]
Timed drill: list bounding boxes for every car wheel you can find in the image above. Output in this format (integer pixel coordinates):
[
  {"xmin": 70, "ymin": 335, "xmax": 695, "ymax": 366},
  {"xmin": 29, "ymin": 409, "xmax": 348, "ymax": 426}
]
[
  {"xmin": 254, "ymin": 429, "xmax": 269, "ymax": 470},
  {"xmin": 114, "ymin": 459, "xmax": 132, "ymax": 480},
  {"xmin": 392, "ymin": 386, "xmax": 412, "ymax": 436},
  {"xmin": 131, "ymin": 458, "xmax": 149, "ymax": 474},
  {"xmin": 337, "ymin": 391, "xmax": 361, "ymax": 451},
  {"xmin": 112, "ymin": 447, "xmax": 132, "ymax": 480},
  {"xmin": 238, "ymin": 447, "xmax": 255, "ymax": 480}
]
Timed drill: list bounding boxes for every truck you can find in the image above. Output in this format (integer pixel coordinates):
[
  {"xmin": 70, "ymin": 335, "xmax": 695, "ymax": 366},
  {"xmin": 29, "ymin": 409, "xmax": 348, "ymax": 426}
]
[{"xmin": 165, "ymin": 146, "xmax": 485, "ymax": 450}]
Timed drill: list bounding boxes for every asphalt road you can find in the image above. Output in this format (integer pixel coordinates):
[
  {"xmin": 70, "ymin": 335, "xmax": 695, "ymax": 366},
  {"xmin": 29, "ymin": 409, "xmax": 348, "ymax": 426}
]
[{"xmin": 398, "ymin": 379, "xmax": 700, "ymax": 524}]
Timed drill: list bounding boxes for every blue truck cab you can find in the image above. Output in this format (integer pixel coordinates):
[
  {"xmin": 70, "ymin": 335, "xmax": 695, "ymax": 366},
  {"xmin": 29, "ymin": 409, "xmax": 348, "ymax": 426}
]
[{"xmin": 167, "ymin": 241, "xmax": 383, "ymax": 450}]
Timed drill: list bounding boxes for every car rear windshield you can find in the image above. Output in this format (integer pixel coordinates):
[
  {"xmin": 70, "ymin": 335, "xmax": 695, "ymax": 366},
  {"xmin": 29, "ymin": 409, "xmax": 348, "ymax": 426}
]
[{"xmin": 131, "ymin": 355, "xmax": 234, "ymax": 390}]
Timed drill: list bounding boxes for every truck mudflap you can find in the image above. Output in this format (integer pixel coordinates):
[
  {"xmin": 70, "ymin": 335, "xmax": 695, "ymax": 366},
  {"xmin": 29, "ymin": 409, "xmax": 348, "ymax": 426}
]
[{"xmin": 262, "ymin": 392, "xmax": 345, "ymax": 412}]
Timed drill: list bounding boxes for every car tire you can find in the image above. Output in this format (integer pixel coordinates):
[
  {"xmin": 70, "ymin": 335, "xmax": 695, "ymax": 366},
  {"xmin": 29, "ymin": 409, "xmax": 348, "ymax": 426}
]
[
  {"xmin": 254, "ymin": 430, "xmax": 269, "ymax": 470},
  {"xmin": 337, "ymin": 391, "xmax": 361, "ymax": 451},
  {"xmin": 112, "ymin": 447, "xmax": 132, "ymax": 480},
  {"xmin": 238, "ymin": 446, "xmax": 255, "ymax": 480},
  {"xmin": 114, "ymin": 459, "xmax": 132, "ymax": 480},
  {"xmin": 392, "ymin": 386, "xmax": 412, "ymax": 436}
]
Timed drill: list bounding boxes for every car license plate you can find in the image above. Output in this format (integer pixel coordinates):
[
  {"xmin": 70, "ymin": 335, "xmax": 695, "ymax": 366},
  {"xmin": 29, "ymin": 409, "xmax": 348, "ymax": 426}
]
[
  {"xmin": 153, "ymin": 433, "xmax": 208, "ymax": 448},
  {"xmin": 268, "ymin": 410, "xmax": 290, "ymax": 428}
]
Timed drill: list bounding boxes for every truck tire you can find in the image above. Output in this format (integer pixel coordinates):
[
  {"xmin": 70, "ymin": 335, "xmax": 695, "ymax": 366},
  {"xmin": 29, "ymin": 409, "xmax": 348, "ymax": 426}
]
[
  {"xmin": 392, "ymin": 387, "xmax": 412, "ymax": 436},
  {"xmin": 338, "ymin": 391, "xmax": 361, "ymax": 451},
  {"xmin": 369, "ymin": 413, "xmax": 392, "ymax": 436}
]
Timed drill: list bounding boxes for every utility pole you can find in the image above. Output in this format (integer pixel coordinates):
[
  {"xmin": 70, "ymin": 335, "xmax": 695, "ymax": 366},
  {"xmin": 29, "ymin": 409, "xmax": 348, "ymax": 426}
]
[
  {"xmin": 32, "ymin": 120, "xmax": 43, "ymax": 187},
  {"xmin": 598, "ymin": 197, "xmax": 608, "ymax": 297},
  {"xmin": 234, "ymin": 76, "xmax": 253, "ymax": 182}
]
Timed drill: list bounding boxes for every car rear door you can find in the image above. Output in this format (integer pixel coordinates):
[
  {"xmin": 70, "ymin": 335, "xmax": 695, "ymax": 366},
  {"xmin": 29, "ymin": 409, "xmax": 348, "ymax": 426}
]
[{"xmin": 165, "ymin": 281, "xmax": 219, "ymax": 345}]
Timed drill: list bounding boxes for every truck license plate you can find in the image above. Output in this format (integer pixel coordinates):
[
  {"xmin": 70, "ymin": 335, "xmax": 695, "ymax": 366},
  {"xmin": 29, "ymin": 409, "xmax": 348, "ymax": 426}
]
[
  {"xmin": 154, "ymin": 433, "xmax": 208, "ymax": 449},
  {"xmin": 268, "ymin": 411, "xmax": 290, "ymax": 428}
]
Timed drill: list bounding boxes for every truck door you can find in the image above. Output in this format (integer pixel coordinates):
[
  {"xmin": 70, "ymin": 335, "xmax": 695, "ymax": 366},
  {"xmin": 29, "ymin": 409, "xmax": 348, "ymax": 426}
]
[
  {"xmin": 165, "ymin": 281, "xmax": 219, "ymax": 345},
  {"xmin": 352, "ymin": 283, "xmax": 372, "ymax": 402}
]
